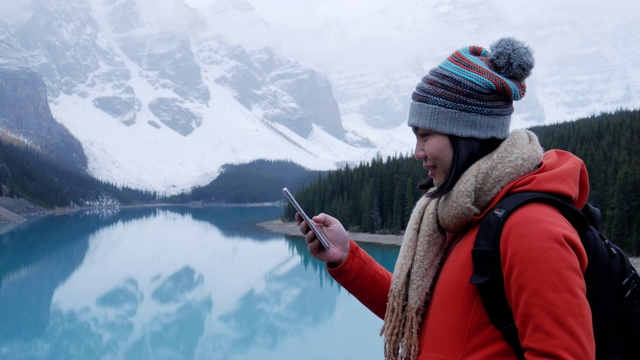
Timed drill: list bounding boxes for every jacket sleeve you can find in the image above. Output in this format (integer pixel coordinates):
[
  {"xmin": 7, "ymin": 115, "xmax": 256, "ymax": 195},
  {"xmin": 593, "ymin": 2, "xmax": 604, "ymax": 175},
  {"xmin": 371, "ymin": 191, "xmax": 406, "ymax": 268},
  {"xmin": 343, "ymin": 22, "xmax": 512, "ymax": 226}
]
[
  {"xmin": 327, "ymin": 240, "xmax": 393, "ymax": 319},
  {"xmin": 501, "ymin": 202, "xmax": 595, "ymax": 359}
]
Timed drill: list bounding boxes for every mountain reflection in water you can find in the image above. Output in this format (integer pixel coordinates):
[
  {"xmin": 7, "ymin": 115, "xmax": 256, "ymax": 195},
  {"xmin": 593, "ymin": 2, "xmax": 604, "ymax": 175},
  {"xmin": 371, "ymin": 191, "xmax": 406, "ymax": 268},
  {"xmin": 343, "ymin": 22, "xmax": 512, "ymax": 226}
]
[{"xmin": 0, "ymin": 206, "xmax": 398, "ymax": 359}]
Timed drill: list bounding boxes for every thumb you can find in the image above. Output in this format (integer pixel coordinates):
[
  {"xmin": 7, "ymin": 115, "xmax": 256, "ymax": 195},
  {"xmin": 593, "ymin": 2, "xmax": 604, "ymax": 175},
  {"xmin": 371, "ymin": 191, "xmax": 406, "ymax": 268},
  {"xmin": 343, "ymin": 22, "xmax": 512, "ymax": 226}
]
[{"xmin": 311, "ymin": 213, "xmax": 326, "ymax": 224}]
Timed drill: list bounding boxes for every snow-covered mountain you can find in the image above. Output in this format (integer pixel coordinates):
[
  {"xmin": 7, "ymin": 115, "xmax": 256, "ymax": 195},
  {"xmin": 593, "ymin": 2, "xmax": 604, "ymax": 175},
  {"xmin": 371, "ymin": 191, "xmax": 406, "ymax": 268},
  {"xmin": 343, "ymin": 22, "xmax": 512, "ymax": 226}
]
[{"xmin": 0, "ymin": 0, "xmax": 638, "ymax": 195}]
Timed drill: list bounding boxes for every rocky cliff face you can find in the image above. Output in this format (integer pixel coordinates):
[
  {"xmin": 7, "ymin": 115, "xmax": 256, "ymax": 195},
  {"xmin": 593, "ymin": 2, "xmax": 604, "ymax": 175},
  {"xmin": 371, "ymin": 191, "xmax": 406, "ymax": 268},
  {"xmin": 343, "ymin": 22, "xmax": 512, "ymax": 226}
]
[
  {"xmin": 0, "ymin": 64, "xmax": 87, "ymax": 173},
  {"xmin": 214, "ymin": 46, "xmax": 345, "ymax": 139}
]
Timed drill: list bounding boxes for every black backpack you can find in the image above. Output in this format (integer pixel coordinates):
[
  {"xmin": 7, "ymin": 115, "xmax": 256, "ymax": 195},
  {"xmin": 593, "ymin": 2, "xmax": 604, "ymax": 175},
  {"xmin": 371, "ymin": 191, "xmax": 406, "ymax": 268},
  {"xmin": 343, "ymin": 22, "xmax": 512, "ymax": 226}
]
[{"xmin": 470, "ymin": 191, "xmax": 640, "ymax": 360}]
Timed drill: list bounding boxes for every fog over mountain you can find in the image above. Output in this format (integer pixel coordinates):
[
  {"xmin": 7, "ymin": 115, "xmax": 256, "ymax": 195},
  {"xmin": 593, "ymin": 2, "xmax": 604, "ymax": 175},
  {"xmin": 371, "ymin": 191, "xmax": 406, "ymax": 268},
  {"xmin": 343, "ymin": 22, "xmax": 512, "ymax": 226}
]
[
  {"xmin": 0, "ymin": 0, "xmax": 638, "ymax": 195},
  {"xmin": 235, "ymin": 0, "xmax": 640, "ymax": 129}
]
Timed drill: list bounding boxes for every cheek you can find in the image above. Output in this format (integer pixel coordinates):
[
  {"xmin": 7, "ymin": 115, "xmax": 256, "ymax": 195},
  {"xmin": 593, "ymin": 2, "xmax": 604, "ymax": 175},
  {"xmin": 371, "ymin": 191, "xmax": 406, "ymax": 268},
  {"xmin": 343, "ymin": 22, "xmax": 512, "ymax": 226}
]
[
  {"xmin": 432, "ymin": 140, "xmax": 453, "ymax": 168},
  {"xmin": 440, "ymin": 145, "xmax": 454, "ymax": 172},
  {"xmin": 429, "ymin": 142, "xmax": 447, "ymax": 158}
]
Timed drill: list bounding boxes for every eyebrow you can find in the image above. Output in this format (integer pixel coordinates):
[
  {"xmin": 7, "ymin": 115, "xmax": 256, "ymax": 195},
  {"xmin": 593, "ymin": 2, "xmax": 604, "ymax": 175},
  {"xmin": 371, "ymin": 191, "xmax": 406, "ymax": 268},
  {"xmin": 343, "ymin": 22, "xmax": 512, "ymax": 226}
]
[{"xmin": 413, "ymin": 127, "xmax": 432, "ymax": 135}]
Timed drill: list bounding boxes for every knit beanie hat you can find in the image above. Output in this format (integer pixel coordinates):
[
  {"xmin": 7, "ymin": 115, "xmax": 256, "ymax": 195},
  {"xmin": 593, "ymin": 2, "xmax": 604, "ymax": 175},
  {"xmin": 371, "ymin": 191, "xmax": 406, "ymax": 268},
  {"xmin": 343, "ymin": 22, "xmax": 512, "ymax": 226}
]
[{"xmin": 408, "ymin": 37, "xmax": 534, "ymax": 139}]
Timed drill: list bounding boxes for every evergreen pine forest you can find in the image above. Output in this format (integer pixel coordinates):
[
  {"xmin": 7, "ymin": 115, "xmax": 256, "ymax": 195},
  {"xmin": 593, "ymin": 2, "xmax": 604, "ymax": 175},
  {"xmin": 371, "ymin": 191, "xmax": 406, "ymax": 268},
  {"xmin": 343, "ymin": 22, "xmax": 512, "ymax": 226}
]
[
  {"xmin": 0, "ymin": 137, "xmax": 158, "ymax": 207},
  {"xmin": 283, "ymin": 109, "xmax": 640, "ymax": 256}
]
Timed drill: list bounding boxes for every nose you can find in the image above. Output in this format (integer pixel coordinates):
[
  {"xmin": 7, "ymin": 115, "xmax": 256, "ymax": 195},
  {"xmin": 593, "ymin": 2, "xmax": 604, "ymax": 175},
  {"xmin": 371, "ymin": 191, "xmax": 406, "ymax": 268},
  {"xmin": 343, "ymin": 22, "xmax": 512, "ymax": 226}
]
[{"xmin": 414, "ymin": 142, "xmax": 425, "ymax": 160}]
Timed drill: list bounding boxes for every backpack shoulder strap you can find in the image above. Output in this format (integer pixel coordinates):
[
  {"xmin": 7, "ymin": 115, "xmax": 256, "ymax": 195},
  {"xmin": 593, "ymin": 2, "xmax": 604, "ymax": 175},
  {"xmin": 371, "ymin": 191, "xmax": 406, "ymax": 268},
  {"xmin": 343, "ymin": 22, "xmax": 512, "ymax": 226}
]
[{"xmin": 470, "ymin": 191, "xmax": 588, "ymax": 359}]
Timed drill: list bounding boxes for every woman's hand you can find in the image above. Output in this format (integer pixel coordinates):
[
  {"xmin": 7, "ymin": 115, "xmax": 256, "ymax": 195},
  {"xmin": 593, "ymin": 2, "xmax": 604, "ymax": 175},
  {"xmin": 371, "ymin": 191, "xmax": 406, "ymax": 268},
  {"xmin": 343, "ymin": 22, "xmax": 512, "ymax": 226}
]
[{"xmin": 296, "ymin": 212, "xmax": 350, "ymax": 267}]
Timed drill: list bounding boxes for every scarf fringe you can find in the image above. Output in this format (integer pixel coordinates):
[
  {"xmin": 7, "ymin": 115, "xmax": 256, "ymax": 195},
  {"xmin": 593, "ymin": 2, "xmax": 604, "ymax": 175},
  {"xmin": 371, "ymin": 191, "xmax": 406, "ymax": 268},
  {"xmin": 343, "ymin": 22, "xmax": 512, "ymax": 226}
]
[
  {"xmin": 380, "ymin": 294, "xmax": 404, "ymax": 360},
  {"xmin": 381, "ymin": 304, "xmax": 422, "ymax": 360}
]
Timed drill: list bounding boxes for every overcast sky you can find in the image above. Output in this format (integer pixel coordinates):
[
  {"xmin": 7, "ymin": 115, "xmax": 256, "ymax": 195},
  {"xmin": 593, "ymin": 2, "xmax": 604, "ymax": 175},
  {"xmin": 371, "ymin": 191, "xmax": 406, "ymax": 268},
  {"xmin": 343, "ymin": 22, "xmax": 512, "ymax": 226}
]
[
  {"xmin": 178, "ymin": 0, "xmax": 640, "ymax": 69},
  {"xmin": 185, "ymin": 0, "xmax": 639, "ymax": 26},
  {"xmin": 2, "ymin": 0, "xmax": 637, "ymax": 38}
]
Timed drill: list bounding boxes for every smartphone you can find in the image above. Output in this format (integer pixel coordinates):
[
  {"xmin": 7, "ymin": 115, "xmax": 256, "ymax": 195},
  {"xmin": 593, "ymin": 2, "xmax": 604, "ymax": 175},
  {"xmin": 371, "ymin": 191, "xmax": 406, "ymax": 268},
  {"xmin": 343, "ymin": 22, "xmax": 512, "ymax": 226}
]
[{"xmin": 282, "ymin": 187, "xmax": 331, "ymax": 250}]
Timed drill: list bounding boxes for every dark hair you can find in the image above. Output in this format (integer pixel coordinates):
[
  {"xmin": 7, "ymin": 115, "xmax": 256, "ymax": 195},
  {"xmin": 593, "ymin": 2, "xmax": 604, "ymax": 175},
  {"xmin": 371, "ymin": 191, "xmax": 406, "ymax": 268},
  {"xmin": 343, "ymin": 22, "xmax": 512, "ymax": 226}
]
[{"xmin": 419, "ymin": 136, "xmax": 503, "ymax": 198}]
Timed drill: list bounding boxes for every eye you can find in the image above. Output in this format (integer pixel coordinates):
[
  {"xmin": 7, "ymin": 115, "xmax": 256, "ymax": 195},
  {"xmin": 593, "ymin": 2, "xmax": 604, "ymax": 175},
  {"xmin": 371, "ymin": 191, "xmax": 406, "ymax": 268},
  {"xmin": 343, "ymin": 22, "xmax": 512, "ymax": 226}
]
[{"xmin": 413, "ymin": 127, "xmax": 431, "ymax": 140}]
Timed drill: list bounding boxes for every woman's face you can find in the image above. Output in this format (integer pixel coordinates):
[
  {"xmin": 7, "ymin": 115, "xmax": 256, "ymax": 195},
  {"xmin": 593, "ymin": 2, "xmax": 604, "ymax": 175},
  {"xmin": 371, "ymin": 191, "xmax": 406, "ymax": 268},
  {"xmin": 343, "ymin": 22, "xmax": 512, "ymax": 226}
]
[{"xmin": 413, "ymin": 127, "xmax": 453, "ymax": 188}]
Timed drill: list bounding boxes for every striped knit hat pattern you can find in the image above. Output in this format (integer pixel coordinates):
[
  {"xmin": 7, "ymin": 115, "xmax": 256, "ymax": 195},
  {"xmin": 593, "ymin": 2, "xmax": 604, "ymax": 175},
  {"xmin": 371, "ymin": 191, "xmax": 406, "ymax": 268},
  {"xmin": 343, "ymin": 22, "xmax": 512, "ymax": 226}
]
[{"xmin": 408, "ymin": 37, "xmax": 535, "ymax": 139}]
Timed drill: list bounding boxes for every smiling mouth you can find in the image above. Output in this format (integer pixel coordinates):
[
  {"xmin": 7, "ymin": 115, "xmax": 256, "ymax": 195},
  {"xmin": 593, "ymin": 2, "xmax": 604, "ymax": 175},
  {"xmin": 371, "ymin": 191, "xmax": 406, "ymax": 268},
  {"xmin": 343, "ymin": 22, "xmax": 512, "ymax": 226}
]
[{"xmin": 424, "ymin": 164, "xmax": 436, "ymax": 177}]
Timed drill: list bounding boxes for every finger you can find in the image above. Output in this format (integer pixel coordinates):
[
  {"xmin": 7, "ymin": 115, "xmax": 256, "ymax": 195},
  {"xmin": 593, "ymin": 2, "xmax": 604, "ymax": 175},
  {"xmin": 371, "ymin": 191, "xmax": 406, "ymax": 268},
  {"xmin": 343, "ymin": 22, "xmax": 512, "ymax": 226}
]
[
  {"xmin": 298, "ymin": 220, "xmax": 309, "ymax": 235},
  {"xmin": 306, "ymin": 236, "xmax": 321, "ymax": 256},
  {"xmin": 305, "ymin": 231, "xmax": 317, "ymax": 244},
  {"xmin": 312, "ymin": 213, "xmax": 325, "ymax": 225}
]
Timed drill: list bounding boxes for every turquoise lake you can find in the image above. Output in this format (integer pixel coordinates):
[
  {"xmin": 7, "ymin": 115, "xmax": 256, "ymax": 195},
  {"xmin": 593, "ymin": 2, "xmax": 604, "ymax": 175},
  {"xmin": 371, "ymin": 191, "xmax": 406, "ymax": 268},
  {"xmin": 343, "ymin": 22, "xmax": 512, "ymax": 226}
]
[{"xmin": 0, "ymin": 205, "xmax": 399, "ymax": 360}]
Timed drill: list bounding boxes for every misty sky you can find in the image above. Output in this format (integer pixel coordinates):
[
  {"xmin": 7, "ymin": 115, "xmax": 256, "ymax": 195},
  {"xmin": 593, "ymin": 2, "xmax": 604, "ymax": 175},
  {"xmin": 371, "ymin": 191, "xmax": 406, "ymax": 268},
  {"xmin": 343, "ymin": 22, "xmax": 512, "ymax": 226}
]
[
  {"xmin": 3, "ymin": 1, "xmax": 637, "ymax": 62},
  {"xmin": 185, "ymin": 0, "xmax": 639, "ymax": 27},
  {"xmin": 177, "ymin": 0, "xmax": 640, "ymax": 72},
  {"xmin": 2, "ymin": 0, "xmax": 638, "ymax": 42}
]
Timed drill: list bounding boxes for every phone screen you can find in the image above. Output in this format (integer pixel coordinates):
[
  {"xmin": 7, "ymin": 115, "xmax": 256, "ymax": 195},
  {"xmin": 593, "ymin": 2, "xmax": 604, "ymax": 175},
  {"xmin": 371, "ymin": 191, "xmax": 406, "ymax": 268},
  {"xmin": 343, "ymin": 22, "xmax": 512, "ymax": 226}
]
[{"xmin": 282, "ymin": 187, "xmax": 331, "ymax": 249}]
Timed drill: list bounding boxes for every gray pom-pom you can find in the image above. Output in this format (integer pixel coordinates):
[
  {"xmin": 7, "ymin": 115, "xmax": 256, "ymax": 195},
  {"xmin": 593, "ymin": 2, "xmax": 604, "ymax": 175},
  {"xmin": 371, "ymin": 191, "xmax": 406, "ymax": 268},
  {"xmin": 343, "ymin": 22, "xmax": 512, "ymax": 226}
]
[{"xmin": 489, "ymin": 37, "xmax": 534, "ymax": 81}]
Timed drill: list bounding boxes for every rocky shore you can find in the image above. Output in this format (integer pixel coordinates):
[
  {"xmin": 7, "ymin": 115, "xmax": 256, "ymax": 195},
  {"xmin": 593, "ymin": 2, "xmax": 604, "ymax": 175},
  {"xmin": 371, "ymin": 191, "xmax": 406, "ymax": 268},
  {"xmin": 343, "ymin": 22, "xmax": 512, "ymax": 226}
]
[
  {"xmin": 0, "ymin": 196, "xmax": 47, "ymax": 223},
  {"xmin": 258, "ymin": 220, "xmax": 640, "ymax": 269}
]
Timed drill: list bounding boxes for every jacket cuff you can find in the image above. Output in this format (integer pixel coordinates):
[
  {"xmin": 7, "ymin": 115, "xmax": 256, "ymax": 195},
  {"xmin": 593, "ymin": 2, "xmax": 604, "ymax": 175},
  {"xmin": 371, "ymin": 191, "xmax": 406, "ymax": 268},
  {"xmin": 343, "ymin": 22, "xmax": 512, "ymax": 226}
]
[{"xmin": 326, "ymin": 239, "xmax": 359, "ymax": 274}]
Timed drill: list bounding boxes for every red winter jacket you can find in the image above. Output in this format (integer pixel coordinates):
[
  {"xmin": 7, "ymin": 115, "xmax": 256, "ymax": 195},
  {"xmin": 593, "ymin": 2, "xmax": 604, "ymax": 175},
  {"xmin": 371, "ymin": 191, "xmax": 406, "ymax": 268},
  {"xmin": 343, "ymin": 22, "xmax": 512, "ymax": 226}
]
[{"xmin": 328, "ymin": 150, "xmax": 595, "ymax": 359}]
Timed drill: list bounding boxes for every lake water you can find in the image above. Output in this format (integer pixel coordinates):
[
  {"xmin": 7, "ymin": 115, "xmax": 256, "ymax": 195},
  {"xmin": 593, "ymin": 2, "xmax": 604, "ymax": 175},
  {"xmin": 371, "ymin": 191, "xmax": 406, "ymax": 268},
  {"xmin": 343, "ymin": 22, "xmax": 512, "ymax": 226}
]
[{"xmin": 0, "ymin": 205, "xmax": 399, "ymax": 360}]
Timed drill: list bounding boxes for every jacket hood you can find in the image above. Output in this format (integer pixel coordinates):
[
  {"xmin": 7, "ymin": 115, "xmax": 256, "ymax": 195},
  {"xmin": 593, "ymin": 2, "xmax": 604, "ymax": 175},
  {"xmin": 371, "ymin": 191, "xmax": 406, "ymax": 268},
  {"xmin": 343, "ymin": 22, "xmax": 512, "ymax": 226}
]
[{"xmin": 477, "ymin": 149, "xmax": 590, "ymax": 220}]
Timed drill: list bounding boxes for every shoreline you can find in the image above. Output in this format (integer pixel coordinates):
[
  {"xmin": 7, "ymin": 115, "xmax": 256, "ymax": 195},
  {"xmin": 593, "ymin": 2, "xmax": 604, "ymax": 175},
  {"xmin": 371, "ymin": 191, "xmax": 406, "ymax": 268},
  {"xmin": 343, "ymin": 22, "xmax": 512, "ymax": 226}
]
[
  {"xmin": 3, "ymin": 200, "xmax": 638, "ymax": 269},
  {"xmin": 257, "ymin": 219, "xmax": 404, "ymax": 246},
  {"xmin": 257, "ymin": 220, "xmax": 640, "ymax": 269},
  {"xmin": 0, "ymin": 198, "xmax": 282, "ymax": 224}
]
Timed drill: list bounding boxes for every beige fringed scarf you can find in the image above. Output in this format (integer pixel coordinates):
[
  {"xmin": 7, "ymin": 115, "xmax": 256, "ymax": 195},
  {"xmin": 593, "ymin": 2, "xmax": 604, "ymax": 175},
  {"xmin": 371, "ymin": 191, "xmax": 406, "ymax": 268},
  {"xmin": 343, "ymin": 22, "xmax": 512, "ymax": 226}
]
[{"xmin": 380, "ymin": 129, "xmax": 544, "ymax": 360}]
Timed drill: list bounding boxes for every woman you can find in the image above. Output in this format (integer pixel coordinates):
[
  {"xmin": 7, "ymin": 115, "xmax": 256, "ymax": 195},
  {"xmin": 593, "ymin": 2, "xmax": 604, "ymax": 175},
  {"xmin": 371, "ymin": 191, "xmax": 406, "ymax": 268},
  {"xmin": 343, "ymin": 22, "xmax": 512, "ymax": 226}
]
[{"xmin": 297, "ymin": 37, "xmax": 595, "ymax": 359}]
